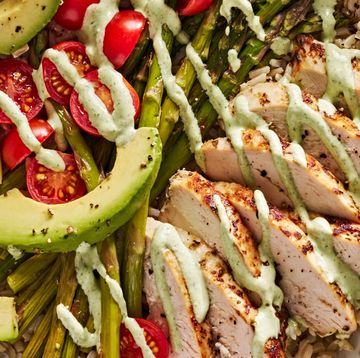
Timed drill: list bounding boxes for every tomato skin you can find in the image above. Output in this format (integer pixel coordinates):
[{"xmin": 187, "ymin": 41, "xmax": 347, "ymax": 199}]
[
  {"xmin": 1, "ymin": 120, "xmax": 54, "ymax": 170},
  {"xmin": 177, "ymin": 0, "xmax": 213, "ymax": 16},
  {"xmin": 103, "ymin": 10, "xmax": 146, "ymax": 69},
  {"xmin": 26, "ymin": 153, "xmax": 87, "ymax": 204},
  {"xmin": 0, "ymin": 59, "xmax": 43, "ymax": 124},
  {"xmin": 54, "ymin": 0, "xmax": 100, "ymax": 30},
  {"xmin": 42, "ymin": 41, "xmax": 94, "ymax": 106},
  {"xmin": 120, "ymin": 318, "xmax": 169, "ymax": 358},
  {"xmin": 69, "ymin": 70, "xmax": 140, "ymax": 136}
]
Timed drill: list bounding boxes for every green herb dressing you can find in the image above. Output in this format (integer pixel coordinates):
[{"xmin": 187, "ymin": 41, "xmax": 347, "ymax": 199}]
[
  {"xmin": 131, "ymin": 0, "xmax": 205, "ymax": 169},
  {"xmin": 151, "ymin": 223, "xmax": 209, "ymax": 352},
  {"xmin": 313, "ymin": 0, "xmax": 337, "ymax": 42},
  {"xmin": 214, "ymin": 194, "xmax": 282, "ymax": 358},
  {"xmin": 228, "ymin": 48, "xmax": 241, "ymax": 72},
  {"xmin": 324, "ymin": 43, "xmax": 360, "ymax": 127},
  {"xmin": 220, "ymin": 0, "xmax": 266, "ymax": 41},
  {"xmin": 270, "ymin": 36, "xmax": 291, "ymax": 56},
  {"xmin": 0, "ymin": 91, "xmax": 64, "ymax": 171},
  {"xmin": 57, "ymin": 242, "xmax": 155, "ymax": 357}
]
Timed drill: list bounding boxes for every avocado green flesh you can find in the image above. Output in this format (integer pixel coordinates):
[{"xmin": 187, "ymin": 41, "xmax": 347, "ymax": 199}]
[
  {"xmin": 0, "ymin": 0, "xmax": 61, "ymax": 55},
  {"xmin": 0, "ymin": 128, "xmax": 162, "ymax": 252},
  {"xmin": 0, "ymin": 297, "xmax": 19, "ymax": 341}
]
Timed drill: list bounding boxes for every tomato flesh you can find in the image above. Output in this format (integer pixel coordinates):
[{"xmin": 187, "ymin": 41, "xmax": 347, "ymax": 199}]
[
  {"xmin": 54, "ymin": 0, "xmax": 100, "ymax": 30},
  {"xmin": 177, "ymin": 0, "xmax": 213, "ymax": 16},
  {"xmin": 120, "ymin": 318, "xmax": 169, "ymax": 358},
  {"xmin": 103, "ymin": 10, "xmax": 146, "ymax": 69},
  {"xmin": 42, "ymin": 41, "xmax": 94, "ymax": 105},
  {"xmin": 26, "ymin": 153, "xmax": 87, "ymax": 204},
  {"xmin": 1, "ymin": 119, "xmax": 54, "ymax": 170},
  {"xmin": 69, "ymin": 70, "xmax": 140, "ymax": 136},
  {"xmin": 0, "ymin": 59, "xmax": 43, "ymax": 124}
]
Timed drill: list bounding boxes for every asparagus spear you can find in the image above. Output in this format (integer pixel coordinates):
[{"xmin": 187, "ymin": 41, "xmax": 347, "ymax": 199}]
[
  {"xmin": 54, "ymin": 103, "xmax": 121, "ymax": 358},
  {"xmin": 17, "ymin": 257, "xmax": 61, "ymax": 338},
  {"xmin": 158, "ymin": 0, "xmax": 222, "ymax": 145},
  {"xmin": 61, "ymin": 288, "xmax": 89, "ymax": 358},
  {"xmin": 0, "ymin": 253, "xmax": 30, "ymax": 283},
  {"xmin": 22, "ymin": 301, "xmax": 56, "ymax": 358},
  {"xmin": 42, "ymin": 253, "xmax": 78, "ymax": 358},
  {"xmin": 7, "ymin": 253, "xmax": 57, "ymax": 294}
]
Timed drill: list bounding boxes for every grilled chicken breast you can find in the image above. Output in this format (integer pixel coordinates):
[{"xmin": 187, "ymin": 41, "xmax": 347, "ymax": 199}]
[
  {"xmin": 144, "ymin": 221, "xmax": 214, "ymax": 357},
  {"xmin": 160, "ymin": 172, "xmax": 357, "ymax": 337},
  {"xmin": 239, "ymin": 81, "xmax": 360, "ymax": 183},
  {"xmin": 200, "ymin": 130, "xmax": 360, "ymax": 222},
  {"xmin": 146, "ymin": 218, "xmax": 285, "ymax": 358},
  {"xmin": 292, "ymin": 35, "xmax": 360, "ymax": 99}
]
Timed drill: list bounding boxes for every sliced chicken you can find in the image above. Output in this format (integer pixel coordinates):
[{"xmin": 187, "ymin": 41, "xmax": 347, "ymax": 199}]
[
  {"xmin": 213, "ymin": 181, "xmax": 357, "ymax": 336},
  {"xmin": 328, "ymin": 218, "xmax": 360, "ymax": 276},
  {"xmin": 201, "ymin": 130, "xmax": 360, "ymax": 222},
  {"xmin": 292, "ymin": 35, "xmax": 360, "ymax": 103},
  {"xmin": 159, "ymin": 170, "xmax": 262, "ymax": 278},
  {"xmin": 146, "ymin": 218, "xmax": 285, "ymax": 358},
  {"xmin": 143, "ymin": 221, "xmax": 214, "ymax": 357},
  {"xmin": 239, "ymin": 81, "xmax": 360, "ymax": 182}
]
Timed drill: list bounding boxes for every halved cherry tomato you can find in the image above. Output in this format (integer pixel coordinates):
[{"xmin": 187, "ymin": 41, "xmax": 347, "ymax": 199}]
[
  {"xmin": 1, "ymin": 119, "xmax": 54, "ymax": 170},
  {"xmin": 42, "ymin": 41, "xmax": 94, "ymax": 105},
  {"xmin": 103, "ymin": 10, "xmax": 146, "ymax": 69},
  {"xmin": 177, "ymin": 0, "xmax": 213, "ymax": 16},
  {"xmin": 54, "ymin": 0, "xmax": 100, "ymax": 30},
  {"xmin": 0, "ymin": 60, "xmax": 43, "ymax": 124},
  {"xmin": 120, "ymin": 318, "xmax": 169, "ymax": 358},
  {"xmin": 69, "ymin": 70, "xmax": 140, "ymax": 136},
  {"xmin": 26, "ymin": 153, "xmax": 87, "ymax": 204}
]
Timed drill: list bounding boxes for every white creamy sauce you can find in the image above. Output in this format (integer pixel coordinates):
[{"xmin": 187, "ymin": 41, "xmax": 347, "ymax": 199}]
[
  {"xmin": 32, "ymin": 62, "xmax": 49, "ymax": 102},
  {"xmin": 151, "ymin": 223, "xmax": 209, "ymax": 352},
  {"xmin": 7, "ymin": 245, "xmax": 23, "ymax": 260},
  {"xmin": 0, "ymin": 91, "xmax": 64, "ymax": 171},
  {"xmin": 270, "ymin": 36, "xmax": 291, "ymax": 56},
  {"xmin": 228, "ymin": 48, "xmax": 241, "ymax": 72},
  {"xmin": 220, "ymin": 0, "xmax": 266, "ymax": 41},
  {"xmin": 313, "ymin": 0, "xmax": 337, "ymax": 42},
  {"xmin": 131, "ymin": 0, "xmax": 205, "ymax": 169},
  {"xmin": 57, "ymin": 242, "xmax": 155, "ymax": 357},
  {"xmin": 324, "ymin": 43, "xmax": 360, "ymax": 127}
]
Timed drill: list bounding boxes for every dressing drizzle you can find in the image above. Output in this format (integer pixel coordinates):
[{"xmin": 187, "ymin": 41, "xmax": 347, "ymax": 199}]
[{"xmin": 151, "ymin": 223, "xmax": 209, "ymax": 352}]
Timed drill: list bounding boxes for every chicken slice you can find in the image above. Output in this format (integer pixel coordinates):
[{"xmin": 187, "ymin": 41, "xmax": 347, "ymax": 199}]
[
  {"xmin": 201, "ymin": 130, "xmax": 360, "ymax": 222},
  {"xmin": 292, "ymin": 35, "xmax": 360, "ymax": 104},
  {"xmin": 239, "ymin": 81, "xmax": 360, "ymax": 182},
  {"xmin": 143, "ymin": 221, "xmax": 214, "ymax": 357},
  {"xmin": 214, "ymin": 181, "xmax": 357, "ymax": 337},
  {"xmin": 159, "ymin": 170, "xmax": 262, "ymax": 278},
  {"xmin": 146, "ymin": 218, "xmax": 285, "ymax": 358}
]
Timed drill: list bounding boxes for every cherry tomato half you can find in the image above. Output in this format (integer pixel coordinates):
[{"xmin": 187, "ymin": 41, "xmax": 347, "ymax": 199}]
[
  {"xmin": 120, "ymin": 318, "xmax": 169, "ymax": 358},
  {"xmin": 177, "ymin": 0, "xmax": 213, "ymax": 16},
  {"xmin": 1, "ymin": 119, "xmax": 54, "ymax": 170},
  {"xmin": 0, "ymin": 60, "xmax": 43, "ymax": 124},
  {"xmin": 26, "ymin": 152, "xmax": 87, "ymax": 204},
  {"xmin": 69, "ymin": 70, "xmax": 140, "ymax": 136},
  {"xmin": 103, "ymin": 10, "xmax": 146, "ymax": 69},
  {"xmin": 42, "ymin": 41, "xmax": 94, "ymax": 105},
  {"xmin": 54, "ymin": 0, "xmax": 100, "ymax": 30}
]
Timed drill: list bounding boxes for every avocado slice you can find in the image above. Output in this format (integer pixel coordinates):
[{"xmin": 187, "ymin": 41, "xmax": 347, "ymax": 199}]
[
  {"xmin": 0, "ymin": 0, "xmax": 61, "ymax": 55},
  {"xmin": 0, "ymin": 297, "xmax": 19, "ymax": 341},
  {"xmin": 0, "ymin": 128, "xmax": 161, "ymax": 252}
]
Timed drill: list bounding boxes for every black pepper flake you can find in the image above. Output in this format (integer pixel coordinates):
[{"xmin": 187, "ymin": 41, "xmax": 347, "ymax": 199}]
[
  {"xmin": 32, "ymin": 229, "xmax": 36, "ymax": 236},
  {"xmin": 140, "ymin": 162, "xmax": 147, "ymax": 169},
  {"xmin": 90, "ymin": 203, "xmax": 94, "ymax": 209},
  {"xmin": 148, "ymin": 155, "xmax": 153, "ymax": 161},
  {"xmin": 15, "ymin": 25, "xmax": 22, "ymax": 33},
  {"xmin": 94, "ymin": 204, "xmax": 99, "ymax": 209},
  {"xmin": 48, "ymin": 208, "xmax": 54, "ymax": 217},
  {"xmin": 41, "ymin": 228, "xmax": 48, "ymax": 235},
  {"xmin": 260, "ymin": 170, "xmax": 267, "ymax": 177}
]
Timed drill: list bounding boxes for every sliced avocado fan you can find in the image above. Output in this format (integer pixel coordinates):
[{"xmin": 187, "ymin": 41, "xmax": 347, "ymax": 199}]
[
  {"xmin": 0, "ymin": 0, "xmax": 61, "ymax": 55},
  {"xmin": 0, "ymin": 128, "xmax": 162, "ymax": 252}
]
